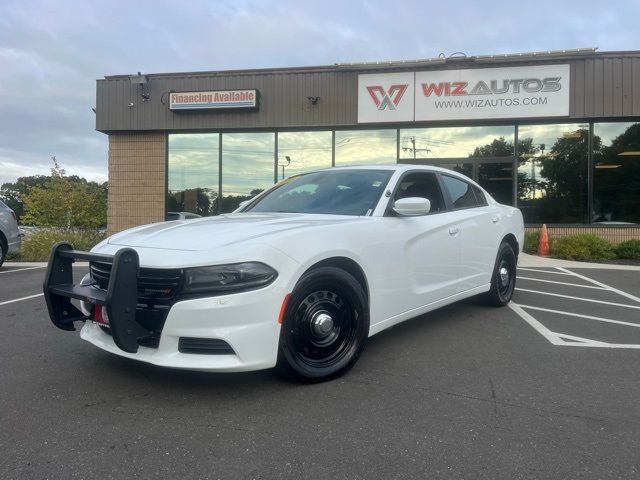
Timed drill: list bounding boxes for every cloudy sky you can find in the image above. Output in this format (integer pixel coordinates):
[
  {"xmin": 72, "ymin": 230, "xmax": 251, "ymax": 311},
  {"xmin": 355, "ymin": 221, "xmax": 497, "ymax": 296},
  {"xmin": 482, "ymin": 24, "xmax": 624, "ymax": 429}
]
[{"xmin": 1, "ymin": 0, "xmax": 639, "ymax": 185}]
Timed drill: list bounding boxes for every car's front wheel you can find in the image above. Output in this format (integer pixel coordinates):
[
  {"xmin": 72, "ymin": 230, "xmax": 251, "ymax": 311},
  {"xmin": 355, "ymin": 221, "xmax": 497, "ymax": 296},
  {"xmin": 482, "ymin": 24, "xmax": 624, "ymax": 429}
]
[
  {"xmin": 483, "ymin": 241, "xmax": 517, "ymax": 306},
  {"xmin": 276, "ymin": 266, "xmax": 369, "ymax": 382}
]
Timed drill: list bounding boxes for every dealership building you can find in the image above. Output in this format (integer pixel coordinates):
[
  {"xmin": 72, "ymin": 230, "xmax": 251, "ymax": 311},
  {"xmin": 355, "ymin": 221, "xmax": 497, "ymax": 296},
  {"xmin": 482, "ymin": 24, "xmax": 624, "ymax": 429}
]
[{"xmin": 96, "ymin": 49, "xmax": 640, "ymax": 240}]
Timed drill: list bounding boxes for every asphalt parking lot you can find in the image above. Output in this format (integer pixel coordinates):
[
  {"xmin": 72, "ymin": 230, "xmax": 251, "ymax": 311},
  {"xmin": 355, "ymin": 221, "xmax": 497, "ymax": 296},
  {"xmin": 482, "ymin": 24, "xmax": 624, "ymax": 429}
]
[{"xmin": 1, "ymin": 264, "xmax": 640, "ymax": 479}]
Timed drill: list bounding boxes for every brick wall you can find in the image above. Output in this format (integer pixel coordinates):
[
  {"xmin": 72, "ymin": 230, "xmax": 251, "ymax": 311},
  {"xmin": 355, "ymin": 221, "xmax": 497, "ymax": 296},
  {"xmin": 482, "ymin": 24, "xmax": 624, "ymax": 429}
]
[
  {"xmin": 525, "ymin": 226, "xmax": 640, "ymax": 245},
  {"xmin": 107, "ymin": 132, "xmax": 166, "ymax": 234}
]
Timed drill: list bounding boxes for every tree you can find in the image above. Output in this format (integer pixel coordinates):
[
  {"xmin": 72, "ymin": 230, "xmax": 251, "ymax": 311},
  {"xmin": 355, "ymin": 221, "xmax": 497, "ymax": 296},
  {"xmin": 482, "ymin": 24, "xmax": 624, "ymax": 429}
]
[
  {"xmin": 0, "ymin": 175, "xmax": 50, "ymax": 220},
  {"xmin": 20, "ymin": 157, "xmax": 107, "ymax": 228}
]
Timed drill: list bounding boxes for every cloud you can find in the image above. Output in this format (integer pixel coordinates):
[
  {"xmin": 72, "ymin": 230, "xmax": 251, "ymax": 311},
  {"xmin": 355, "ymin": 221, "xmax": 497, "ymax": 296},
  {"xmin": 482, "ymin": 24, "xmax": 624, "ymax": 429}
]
[{"xmin": 0, "ymin": 0, "xmax": 639, "ymax": 185}]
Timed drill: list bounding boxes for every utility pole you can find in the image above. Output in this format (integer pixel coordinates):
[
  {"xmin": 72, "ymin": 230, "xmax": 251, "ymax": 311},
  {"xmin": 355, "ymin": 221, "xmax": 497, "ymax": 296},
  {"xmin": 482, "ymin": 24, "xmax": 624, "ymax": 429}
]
[{"xmin": 402, "ymin": 136, "xmax": 431, "ymax": 159}]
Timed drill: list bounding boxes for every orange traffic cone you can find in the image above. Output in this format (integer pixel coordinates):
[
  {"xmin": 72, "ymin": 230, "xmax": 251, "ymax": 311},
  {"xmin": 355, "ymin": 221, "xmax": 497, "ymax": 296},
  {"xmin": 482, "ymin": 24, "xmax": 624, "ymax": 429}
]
[{"xmin": 537, "ymin": 224, "xmax": 550, "ymax": 257}]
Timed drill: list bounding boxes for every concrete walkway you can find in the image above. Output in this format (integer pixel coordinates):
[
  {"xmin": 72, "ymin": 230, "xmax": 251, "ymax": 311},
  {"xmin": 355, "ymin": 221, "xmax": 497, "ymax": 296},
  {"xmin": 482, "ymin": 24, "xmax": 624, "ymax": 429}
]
[{"xmin": 518, "ymin": 253, "xmax": 640, "ymax": 271}]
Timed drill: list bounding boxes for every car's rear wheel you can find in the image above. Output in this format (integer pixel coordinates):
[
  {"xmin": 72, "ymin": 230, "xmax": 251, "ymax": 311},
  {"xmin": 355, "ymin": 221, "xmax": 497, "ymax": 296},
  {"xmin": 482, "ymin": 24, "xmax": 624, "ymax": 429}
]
[
  {"xmin": 0, "ymin": 238, "xmax": 7, "ymax": 269},
  {"xmin": 483, "ymin": 241, "xmax": 517, "ymax": 307},
  {"xmin": 276, "ymin": 266, "xmax": 369, "ymax": 382}
]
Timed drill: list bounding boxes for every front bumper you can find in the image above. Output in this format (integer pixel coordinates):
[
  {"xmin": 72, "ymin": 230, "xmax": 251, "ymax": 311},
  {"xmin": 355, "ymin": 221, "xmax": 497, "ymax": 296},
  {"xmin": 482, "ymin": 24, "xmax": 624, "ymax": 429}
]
[
  {"xmin": 80, "ymin": 284, "xmax": 284, "ymax": 372},
  {"xmin": 43, "ymin": 242, "xmax": 290, "ymax": 372}
]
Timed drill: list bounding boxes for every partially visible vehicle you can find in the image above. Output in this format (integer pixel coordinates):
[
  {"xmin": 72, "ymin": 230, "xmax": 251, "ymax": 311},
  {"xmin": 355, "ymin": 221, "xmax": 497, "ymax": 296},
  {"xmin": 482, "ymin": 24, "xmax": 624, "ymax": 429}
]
[
  {"xmin": 0, "ymin": 200, "xmax": 21, "ymax": 268},
  {"xmin": 167, "ymin": 212, "xmax": 202, "ymax": 221}
]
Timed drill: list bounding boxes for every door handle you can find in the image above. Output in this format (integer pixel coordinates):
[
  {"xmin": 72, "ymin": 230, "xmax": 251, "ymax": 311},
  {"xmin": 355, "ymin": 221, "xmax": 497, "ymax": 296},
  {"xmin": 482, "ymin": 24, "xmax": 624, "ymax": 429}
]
[
  {"xmin": 448, "ymin": 227, "xmax": 459, "ymax": 236},
  {"xmin": 491, "ymin": 216, "xmax": 500, "ymax": 223}
]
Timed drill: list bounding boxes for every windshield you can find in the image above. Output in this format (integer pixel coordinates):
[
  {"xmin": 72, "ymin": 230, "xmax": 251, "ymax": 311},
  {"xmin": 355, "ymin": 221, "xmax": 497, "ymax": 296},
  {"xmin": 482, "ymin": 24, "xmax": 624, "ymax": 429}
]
[{"xmin": 245, "ymin": 169, "xmax": 393, "ymax": 216}]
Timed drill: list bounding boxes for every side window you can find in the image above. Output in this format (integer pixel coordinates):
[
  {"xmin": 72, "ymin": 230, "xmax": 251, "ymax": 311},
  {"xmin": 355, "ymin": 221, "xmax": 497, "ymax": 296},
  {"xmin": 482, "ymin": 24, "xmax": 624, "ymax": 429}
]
[
  {"xmin": 442, "ymin": 175, "xmax": 479, "ymax": 209},
  {"xmin": 394, "ymin": 172, "xmax": 445, "ymax": 213},
  {"xmin": 472, "ymin": 185, "xmax": 488, "ymax": 206}
]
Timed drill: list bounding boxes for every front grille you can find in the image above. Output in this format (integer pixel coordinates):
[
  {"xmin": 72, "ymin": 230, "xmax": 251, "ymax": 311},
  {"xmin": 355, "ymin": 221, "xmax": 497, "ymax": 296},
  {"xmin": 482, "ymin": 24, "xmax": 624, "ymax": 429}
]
[
  {"xmin": 178, "ymin": 337, "xmax": 235, "ymax": 355},
  {"xmin": 90, "ymin": 261, "xmax": 184, "ymax": 348},
  {"xmin": 90, "ymin": 262, "xmax": 183, "ymax": 305}
]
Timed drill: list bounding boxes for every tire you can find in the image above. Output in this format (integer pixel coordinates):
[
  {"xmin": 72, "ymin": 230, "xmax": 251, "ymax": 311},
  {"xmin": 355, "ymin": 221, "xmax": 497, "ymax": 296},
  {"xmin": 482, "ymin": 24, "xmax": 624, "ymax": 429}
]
[
  {"xmin": 276, "ymin": 266, "xmax": 369, "ymax": 383},
  {"xmin": 482, "ymin": 241, "xmax": 517, "ymax": 307},
  {"xmin": 0, "ymin": 238, "xmax": 6, "ymax": 269}
]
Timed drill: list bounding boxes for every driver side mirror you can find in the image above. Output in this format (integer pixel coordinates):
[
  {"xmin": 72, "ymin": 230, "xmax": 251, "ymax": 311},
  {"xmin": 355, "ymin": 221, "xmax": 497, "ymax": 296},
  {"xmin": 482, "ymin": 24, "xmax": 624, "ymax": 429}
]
[{"xmin": 392, "ymin": 197, "xmax": 431, "ymax": 216}]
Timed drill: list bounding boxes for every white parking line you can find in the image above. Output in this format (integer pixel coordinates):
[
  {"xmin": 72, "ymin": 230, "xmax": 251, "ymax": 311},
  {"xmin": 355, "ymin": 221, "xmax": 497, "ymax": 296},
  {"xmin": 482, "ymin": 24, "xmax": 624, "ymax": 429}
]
[
  {"xmin": 518, "ymin": 304, "xmax": 640, "ymax": 328},
  {"xmin": 509, "ymin": 302, "xmax": 640, "ymax": 349},
  {"xmin": 556, "ymin": 267, "xmax": 640, "ymax": 304},
  {"xmin": 0, "ymin": 293, "xmax": 44, "ymax": 306},
  {"xmin": 517, "ymin": 276, "xmax": 607, "ymax": 290},
  {"xmin": 517, "ymin": 267, "xmax": 573, "ymax": 276},
  {"xmin": 515, "ymin": 288, "xmax": 640, "ymax": 310},
  {"xmin": 0, "ymin": 266, "xmax": 45, "ymax": 274}
]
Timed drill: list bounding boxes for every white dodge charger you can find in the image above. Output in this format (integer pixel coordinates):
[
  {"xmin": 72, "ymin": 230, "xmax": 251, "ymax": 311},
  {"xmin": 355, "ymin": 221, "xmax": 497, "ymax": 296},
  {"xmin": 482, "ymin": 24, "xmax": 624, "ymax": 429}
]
[{"xmin": 44, "ymin": 165, "xmax": 524, "ymax": 382}]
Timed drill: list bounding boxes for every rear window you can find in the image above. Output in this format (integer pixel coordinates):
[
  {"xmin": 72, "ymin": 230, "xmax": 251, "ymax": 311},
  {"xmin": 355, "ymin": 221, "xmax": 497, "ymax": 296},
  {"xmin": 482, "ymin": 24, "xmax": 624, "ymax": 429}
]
[
  {"xmin": 441, "ymin": 175, "xmax": 479, "ymax": 209},
  {"xmin": 0, "ymin": 200, "xmax": 6, "ymax": 208}
]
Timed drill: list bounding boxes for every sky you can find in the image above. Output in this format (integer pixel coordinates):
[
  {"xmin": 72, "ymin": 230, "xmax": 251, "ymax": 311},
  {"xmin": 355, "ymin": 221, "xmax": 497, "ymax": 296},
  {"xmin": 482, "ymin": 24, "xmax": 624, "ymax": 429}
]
[{"xmin": 1, "ymin": 0, "xmax": 639, "ymax": 186}]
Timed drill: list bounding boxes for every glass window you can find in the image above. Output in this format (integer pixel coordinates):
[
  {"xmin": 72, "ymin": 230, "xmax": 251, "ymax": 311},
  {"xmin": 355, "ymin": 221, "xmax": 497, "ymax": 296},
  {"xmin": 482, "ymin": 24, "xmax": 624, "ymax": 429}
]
[
  {"xmin": 517, "ymin": 123, "xmax": 589, "ymax": 223},
  {"xmin": 400, "ymin": 126, "xmax": 514, "ymax": 159},
  {"xmin": 593, "ymin": 122, "xmax": 640, "ymax": 224},
  {"xmin": 394, "ymin": 172, "xmax": 445, "ymax": 213},
  {"xmin": 441, "ymin": 175, "xmax": 479, "ymax": 209},
  {"xmin": 246, "ymin": 169, "xmax": 393, "ymax": 216},
  {"xmin": 478, "ymin": 162, "xmax": 514, "ymax": 205},
  {"xmin": 167, "ymin": 133, "xmax": 219, "ymax": 217},
  {"xmin": 277, "ymin": 131, "xmax": 332, "ymax": 179},
  {"xmin": 334, "ymin": 129, "xmax": 397, "ymax": 165},
  {"xmin": 221, "ymin": 133, "xmax": 275, "ymax": 213}
]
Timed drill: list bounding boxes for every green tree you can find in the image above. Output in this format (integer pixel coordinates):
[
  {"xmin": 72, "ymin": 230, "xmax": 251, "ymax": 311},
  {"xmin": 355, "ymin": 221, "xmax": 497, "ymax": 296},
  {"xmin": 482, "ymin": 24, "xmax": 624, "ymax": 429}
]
[
  {"xmin": 0, "ymin": 175, "xmax": 50, "ymax": 220},
  {"xmin": 21, "ymin": 158, "xmax": 107, "ymax": 228}
]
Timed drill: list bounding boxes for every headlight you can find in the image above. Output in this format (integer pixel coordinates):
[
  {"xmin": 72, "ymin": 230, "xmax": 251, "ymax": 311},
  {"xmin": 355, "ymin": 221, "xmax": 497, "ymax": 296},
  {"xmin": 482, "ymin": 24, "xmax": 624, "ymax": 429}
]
[{"xmin": 182, "ymin": 262, "xmax": 278, "ymax": 294}]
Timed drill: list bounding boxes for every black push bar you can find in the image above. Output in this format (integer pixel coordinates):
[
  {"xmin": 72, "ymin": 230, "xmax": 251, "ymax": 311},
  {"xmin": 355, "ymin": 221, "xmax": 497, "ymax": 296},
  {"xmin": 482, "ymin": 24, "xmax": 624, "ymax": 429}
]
[{"xmin": 43, "ymin": 242, "xmax": 146, "ymax": 353}]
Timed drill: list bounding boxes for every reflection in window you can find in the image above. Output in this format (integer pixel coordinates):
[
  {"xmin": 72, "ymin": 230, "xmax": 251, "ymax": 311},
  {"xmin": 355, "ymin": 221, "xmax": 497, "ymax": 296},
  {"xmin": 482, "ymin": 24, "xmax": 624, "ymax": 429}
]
[
  {"xmin": 593, "ymin": 122, "xmax": 640, "ymax": 224},
  {"xmin": 517, "ymin": 124, "xmax": 589, "ymax": 223},
  {"xmin": 334, "ymin": 129, "xmax": 396, "ymax": 165},
  {"xmin": 400, "ymin": 126, "xmax": 514, "ymax": 159},
  {"xmin": 478, "ymin": 162, "xmax": 514, "ymax": 205},
  {"xmin": 221, "ymin": 133, "xmax": 275, "ymax": 213},
  {"xmin": 167, "ymin": 134, "xmax": 219, "ymax": 217},
  {"xmin": 439, "ymin": 163, "xmax": 473, "ymax": 178},
  {"xmin": 277, "ymin": 131, "xmax": 332, "ymax": 179}
]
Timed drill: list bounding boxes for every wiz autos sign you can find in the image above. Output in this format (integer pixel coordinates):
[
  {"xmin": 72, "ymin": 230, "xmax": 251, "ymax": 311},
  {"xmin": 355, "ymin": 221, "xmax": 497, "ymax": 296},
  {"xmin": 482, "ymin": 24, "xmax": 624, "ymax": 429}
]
[
  {"xmin": 170, "ymin": 89, "xmax": 258, "ymax": 111},
  {"xmin": 358, "ymin": 65, "xmax": 570, "ymax": 122}
]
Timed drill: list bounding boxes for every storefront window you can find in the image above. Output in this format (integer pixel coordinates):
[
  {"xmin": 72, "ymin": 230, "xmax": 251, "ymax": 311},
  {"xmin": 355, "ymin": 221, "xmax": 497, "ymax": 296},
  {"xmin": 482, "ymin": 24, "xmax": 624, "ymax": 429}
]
[
  {"xmin": 167, "ymin": 133, "xmax": 219, "ymax": 217},
  {"xmin": 334, "ymin": 129, "xmax": 396, "ymax": 165},
  {"xmin": 221, "ymin": 132, "xmax": 275, "ymax": 213},
  {"xmin": 517, "ymin": 123, "xmax": 589, "ymax": 223},
  {"xmin": 277, "ymin": 131, "xmax": 332, "ymax": 179},
  {"xmin": 399, "ymin": 126, "xmax": 514, "ymax": 159},
  {"xmin": 593, "ymin": 122, "xmax": 640, "ymax": 224}
]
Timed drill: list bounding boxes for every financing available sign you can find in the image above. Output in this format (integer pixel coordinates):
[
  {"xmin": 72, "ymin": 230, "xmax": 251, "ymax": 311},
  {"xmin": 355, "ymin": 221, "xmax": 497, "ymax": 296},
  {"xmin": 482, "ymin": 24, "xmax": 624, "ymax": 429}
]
[
  {"xmin": 358, "ymin": 64, "xmax": 570, "ymax": 122},
  {"xmin": 169, "ymin": 89, "xmax": 258, "ymax": 111}
]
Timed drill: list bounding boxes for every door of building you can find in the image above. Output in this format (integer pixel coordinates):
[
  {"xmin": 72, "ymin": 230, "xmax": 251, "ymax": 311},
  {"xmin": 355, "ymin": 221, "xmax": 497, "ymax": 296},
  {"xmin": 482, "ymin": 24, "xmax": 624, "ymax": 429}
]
[{"xmin": 399, "ymin": 157, "xmax": 516, "ymax": 206}]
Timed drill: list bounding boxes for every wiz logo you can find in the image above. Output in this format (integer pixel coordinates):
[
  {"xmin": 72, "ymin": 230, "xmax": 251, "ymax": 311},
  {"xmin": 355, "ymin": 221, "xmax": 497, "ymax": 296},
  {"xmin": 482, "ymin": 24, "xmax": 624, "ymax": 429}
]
[{"xmin": 366, "ymin": 84, "xmax": 408, "ymax": 110}]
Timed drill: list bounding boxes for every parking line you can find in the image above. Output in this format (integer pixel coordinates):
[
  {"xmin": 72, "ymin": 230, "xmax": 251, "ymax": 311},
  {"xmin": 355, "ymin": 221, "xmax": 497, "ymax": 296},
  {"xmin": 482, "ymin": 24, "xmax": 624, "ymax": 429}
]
[
  {"xmin": 0, "ymin": 293, "xmax": 44, "ymax": 306},
  {"xmin": 518, "ymin": 304, "xmax": 640, "ymax": 328},
  {"xmin": 0, "ymin": 266, "xmax": 45, "ymax": 274},
  {"xmin": 556, "ymin": 267, "xmax": 640, "ymax": 305},
  {"xmin": 517, "ymin": 276, "xmax": 607, "ymax": 290},
  {"xmin": 508, "ymin": 302, "xmax": 563, "ymax": 345},
  {"xmin": 515, "ymin": 288, "xmax": 640, "ymax": 310},
  {"xmin": 517, "ymin": 267, "xmax": 572, "ymax": 276}
]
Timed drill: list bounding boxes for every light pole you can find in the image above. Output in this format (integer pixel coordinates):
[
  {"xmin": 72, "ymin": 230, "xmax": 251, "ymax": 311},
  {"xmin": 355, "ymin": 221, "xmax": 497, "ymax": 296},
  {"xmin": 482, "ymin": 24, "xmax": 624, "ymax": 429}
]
[{"xmin": 278, "ymin": 155, "xmax": 291, "ymax": 180}]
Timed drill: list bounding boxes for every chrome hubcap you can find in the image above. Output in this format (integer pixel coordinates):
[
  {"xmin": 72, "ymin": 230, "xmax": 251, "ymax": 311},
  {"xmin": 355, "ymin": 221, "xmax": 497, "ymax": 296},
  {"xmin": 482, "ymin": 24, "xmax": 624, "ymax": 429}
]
[
  {"xmin": 311, "ymin": 311, "xmax": 334, "ymax": 337},
  {"xmin": 499, "ymin": 266, "xmax": 509, "ymax": 286}
]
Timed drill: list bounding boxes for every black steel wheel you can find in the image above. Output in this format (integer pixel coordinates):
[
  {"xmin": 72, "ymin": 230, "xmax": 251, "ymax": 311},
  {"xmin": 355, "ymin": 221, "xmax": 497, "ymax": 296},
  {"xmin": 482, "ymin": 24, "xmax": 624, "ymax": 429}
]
[
  {"xmin": 277, "ymin": 266, "xmax": 369, "ymax": 382},
  {"xmin": 483, "ymin": 241, "xmax": 517, "ymax": 307}
]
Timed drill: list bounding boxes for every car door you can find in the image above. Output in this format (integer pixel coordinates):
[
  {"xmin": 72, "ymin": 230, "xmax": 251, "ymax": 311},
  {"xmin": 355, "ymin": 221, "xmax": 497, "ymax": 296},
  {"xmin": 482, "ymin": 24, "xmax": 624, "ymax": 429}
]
[
  {"xmin": 375, "ymin": 171, "xmax": 461, "ymax": 320},
  {"xmin": 440, "ymin": 174, "xmax": 501, "ymax": 292}
]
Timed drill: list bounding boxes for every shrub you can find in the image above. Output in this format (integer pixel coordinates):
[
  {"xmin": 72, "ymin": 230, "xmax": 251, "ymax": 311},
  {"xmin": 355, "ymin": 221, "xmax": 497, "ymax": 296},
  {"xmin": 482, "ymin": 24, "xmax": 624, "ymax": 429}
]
[
  {"xmin": 551, "ymin": 234, "xmax": 616, "ymax": 261},
  {"xmin": 615, "ymin": 239, "xmax": 640, "ymax": 260},
  {"xmin": 523, "ymin": 231, "xmax": 541, "ymax": 254},
  {"xmin": 19, "ymin": 229, "xmax": 105, "ymax": 262}
]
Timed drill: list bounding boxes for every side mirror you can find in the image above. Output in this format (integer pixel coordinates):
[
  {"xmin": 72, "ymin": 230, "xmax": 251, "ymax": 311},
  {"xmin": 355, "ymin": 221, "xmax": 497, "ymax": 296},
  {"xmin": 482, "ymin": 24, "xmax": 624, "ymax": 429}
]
[{"xmin": 392, "ymin": 197, "xmax": 431, "ymax": 216}]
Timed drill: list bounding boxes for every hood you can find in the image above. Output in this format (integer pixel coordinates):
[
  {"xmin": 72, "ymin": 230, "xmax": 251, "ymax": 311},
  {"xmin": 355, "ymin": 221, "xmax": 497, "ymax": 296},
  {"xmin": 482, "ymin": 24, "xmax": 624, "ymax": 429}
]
[{"xmin": 107, "ymin": 213, "xmax": 361, "ymax": 251}]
